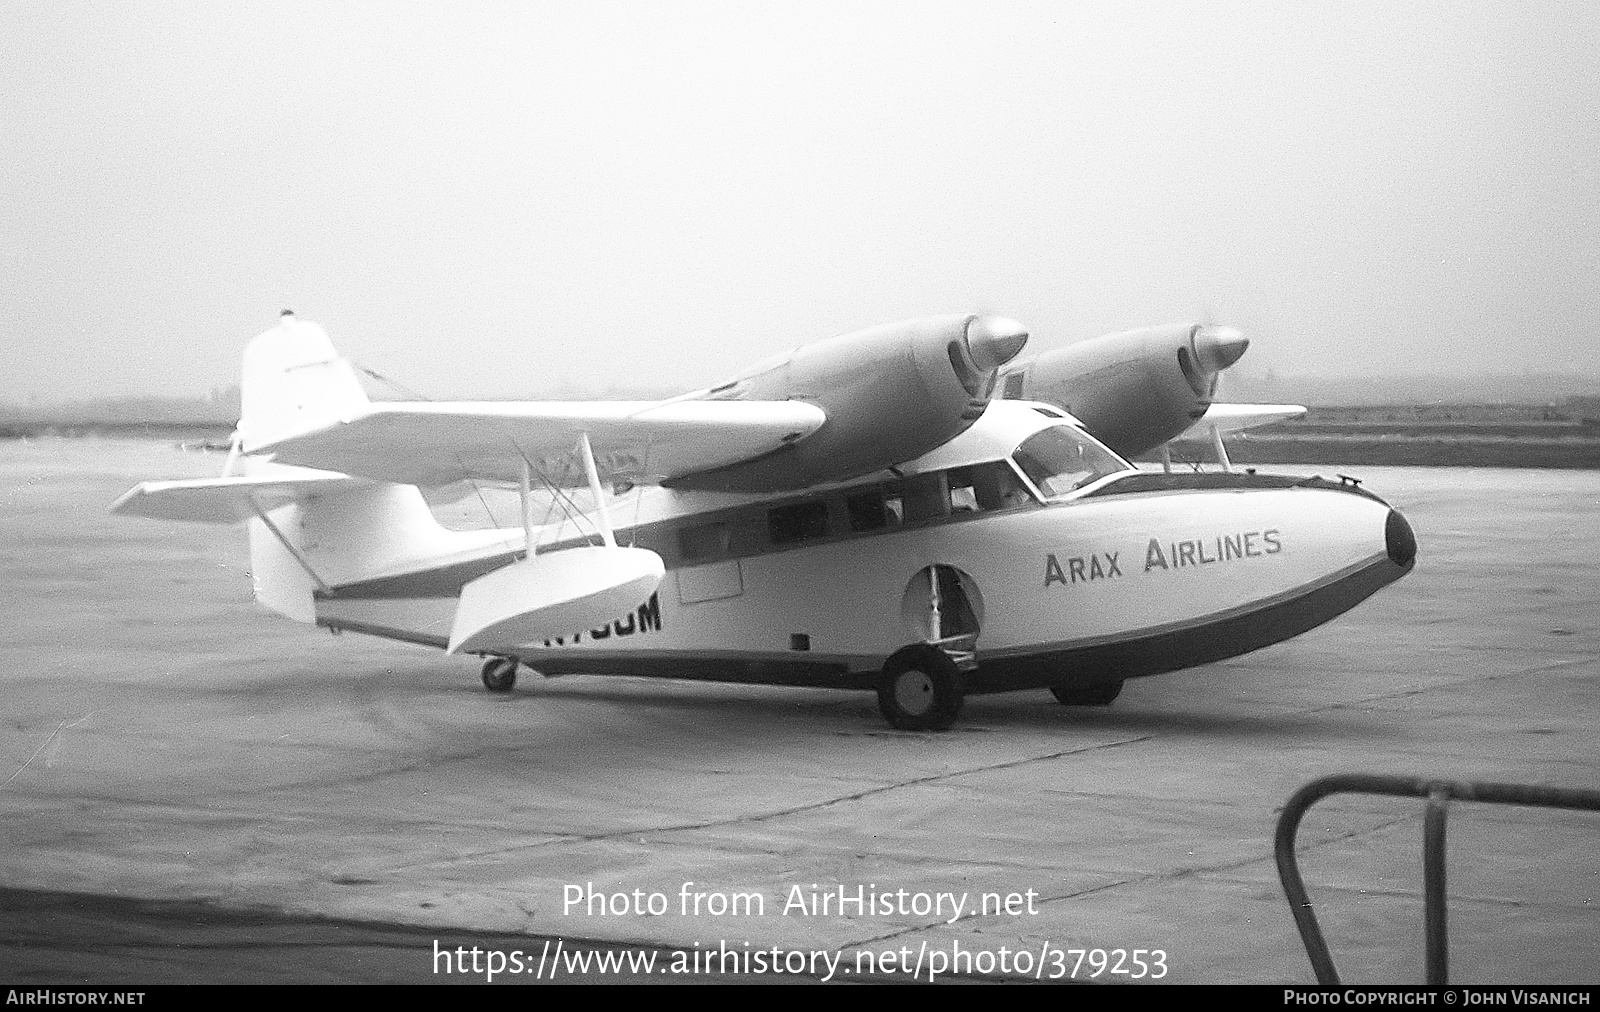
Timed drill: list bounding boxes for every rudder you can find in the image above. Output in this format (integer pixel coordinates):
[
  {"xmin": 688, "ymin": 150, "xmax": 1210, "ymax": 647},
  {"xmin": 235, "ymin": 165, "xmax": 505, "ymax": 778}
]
[{"xmin": 238, "ymin": 310, "xmax": 369, "ymax": 451}]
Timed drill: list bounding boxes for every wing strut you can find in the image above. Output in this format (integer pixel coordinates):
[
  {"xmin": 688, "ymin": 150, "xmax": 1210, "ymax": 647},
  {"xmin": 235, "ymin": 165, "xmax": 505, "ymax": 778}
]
[
  {"xmin": 519, "ymin": 459, "xmax": 535, "ymax": 558},
  {"xmin": 579, "ymin": 432, "xmax": 616, "ymax": 548},
  {"xmin": 220, "ymin": 432, "xmax": 243, "ymax": 477},
  {"xmin": 1210, "ymin": 424, "xmax": 1233, "ymax": 472}
]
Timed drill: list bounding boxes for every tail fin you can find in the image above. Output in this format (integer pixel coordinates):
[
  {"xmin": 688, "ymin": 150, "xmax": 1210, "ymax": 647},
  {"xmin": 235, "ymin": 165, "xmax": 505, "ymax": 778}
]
[
  {"xmin": 237, "ymin": 310, "xmax": 369, "ymax": 451},
  {"xmin": 115, "ymin": 314, "xmax": 504, "ymax": 626}
]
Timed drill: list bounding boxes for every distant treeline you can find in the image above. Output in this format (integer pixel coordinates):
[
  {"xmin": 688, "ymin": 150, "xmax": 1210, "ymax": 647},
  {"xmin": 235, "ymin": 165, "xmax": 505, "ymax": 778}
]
[
  {"xmin": 1155, "ymin": 402, "xmax": 1600, "ymax": 469},
  {"xmin": 1222, "ymin": 373, "xmax": 1600, "ymax": 407},
  {"xmin": 0, "ymin": 421, "xmax": 234, "ymax": 443},
  {"xmin": 1153, "ymin": 437, "xmax": 1600, "ymax": 469},
  {"xmin": 0, "ymin": 389, "xmax": 241, "ymax": 426}
]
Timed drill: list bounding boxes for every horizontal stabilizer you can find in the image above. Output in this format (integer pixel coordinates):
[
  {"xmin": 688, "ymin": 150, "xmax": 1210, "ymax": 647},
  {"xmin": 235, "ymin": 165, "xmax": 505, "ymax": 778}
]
[
  {"xmin": 1177, "ymin": 403, "xmax": 1307, "ymax": 441},
  {"xmin": 111, "ymin": 468, "xmax": 370, "ymax": 525},
  {"xmin": 249, "ymin": 400, "xmax": 828, "ymax": 488}
]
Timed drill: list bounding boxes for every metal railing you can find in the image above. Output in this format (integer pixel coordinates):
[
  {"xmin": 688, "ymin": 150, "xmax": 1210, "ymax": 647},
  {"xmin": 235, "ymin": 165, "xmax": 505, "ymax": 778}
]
[{"xmin": 1274, "ymin": 773, "xmax": 1600, "ymax": 984}]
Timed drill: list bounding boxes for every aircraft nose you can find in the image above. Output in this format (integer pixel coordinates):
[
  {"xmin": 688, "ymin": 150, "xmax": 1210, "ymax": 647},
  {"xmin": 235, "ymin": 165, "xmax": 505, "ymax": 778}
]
[
  {"xmin": 964, "ymin": 315, "xmax": 1030, "ymax": 371},
  {"xmin": 1386, "ymin": 508, "xmax": 1417, "ymax": 568},
  {"xmin": 1192, "ymin": 325, "xmax": 1249, "ymax": 372}
]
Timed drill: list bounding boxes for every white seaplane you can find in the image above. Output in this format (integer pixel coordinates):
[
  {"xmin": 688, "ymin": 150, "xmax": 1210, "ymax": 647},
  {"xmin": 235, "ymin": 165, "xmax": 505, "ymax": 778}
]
[{"xmin": 114, "ymin": 311, "xmax": 1416, "ymax": 730}]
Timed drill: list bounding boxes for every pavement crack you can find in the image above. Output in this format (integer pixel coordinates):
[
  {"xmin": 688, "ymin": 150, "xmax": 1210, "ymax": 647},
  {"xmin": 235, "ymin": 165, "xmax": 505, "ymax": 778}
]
[
  {"xmin": 1252, "ymin": 881, "xmax": 1599, "ymax": 912},
  {"xmin": 555, "ymin": 734, "xmax": 1153, "ymax": 839},
  {"xmin": 1300, "ymin": 655, "xmax": 1596, "ymax": 719},
  {"xmin": 386, "ymin": 735, "xmax": 1154, "ymax": 870},
  {"xmin": 0, "ymin": 714, "xmax": 93, "ymax": 790}
]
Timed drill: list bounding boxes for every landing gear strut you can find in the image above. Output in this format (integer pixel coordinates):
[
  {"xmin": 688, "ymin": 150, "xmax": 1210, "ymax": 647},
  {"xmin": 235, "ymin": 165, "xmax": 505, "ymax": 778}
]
[
  {"xmin": 481, "ymin": 656, "xmax": 519, "ymax": 692},
  {"xmin": 877, "ymin": 644, "xmax": 965, "ymax": 731},
  {"xmin": 1050, "ymin": 680, "xmax": 1123, "ymax": 706}
]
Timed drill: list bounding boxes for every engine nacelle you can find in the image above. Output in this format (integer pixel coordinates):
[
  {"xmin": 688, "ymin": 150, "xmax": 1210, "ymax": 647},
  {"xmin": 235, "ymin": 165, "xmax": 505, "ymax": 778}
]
[
  {"xmin": 669, "ymin": 314, "xmax": 1028, "ymax": 492},
  {"xmin": 999, "ymin": 323, "xmax": 1248, "ymax": 458}
]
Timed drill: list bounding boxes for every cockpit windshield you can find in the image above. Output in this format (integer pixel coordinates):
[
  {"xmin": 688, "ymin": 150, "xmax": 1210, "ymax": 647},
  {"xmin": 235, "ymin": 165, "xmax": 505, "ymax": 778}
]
[{"xmin": 1011, "ymin": 425, "xmax": 1130, "ymax": 499}]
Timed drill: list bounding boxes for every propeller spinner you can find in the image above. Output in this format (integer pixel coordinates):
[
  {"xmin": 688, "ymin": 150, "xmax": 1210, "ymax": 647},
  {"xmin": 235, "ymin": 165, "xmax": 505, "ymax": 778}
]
[
  {"xmin": 1191, "ymin": 324, "xmax": 1249, "ymax": 373},
  {"xmin": 964, "ymin": 315, "xmax": 1030, "ymax": 371}
]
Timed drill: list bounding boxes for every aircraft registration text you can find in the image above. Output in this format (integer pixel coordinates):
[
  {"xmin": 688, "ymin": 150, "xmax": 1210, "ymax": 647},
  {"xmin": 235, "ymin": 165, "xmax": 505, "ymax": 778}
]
[{"xmin": 541, "ymin": 592, "xmax": 664, "ymax": 647}]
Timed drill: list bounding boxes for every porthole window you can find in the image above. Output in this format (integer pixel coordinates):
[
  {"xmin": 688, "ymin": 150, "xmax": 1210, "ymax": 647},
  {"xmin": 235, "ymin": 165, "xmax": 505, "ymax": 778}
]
[{"xmin": 768, "ymin": 500, "xmax": 829, "ymax": 544}]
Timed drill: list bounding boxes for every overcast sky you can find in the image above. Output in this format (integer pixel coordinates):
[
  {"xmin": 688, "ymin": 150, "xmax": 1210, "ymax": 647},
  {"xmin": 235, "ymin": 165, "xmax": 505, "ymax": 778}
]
[{"xmin": 3, "ymin": 2, "xmax": 1597, "ymax": 400}]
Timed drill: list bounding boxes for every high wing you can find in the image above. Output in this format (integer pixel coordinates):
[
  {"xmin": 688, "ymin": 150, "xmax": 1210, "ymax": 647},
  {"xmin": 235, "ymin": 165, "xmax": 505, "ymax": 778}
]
[
  {"xmin": 1176, "ymin": 402, "xmax": 1306, "ymax": 441},
  {"xmin": 227, "ymin": 312, "xmax": 827, "ymax": 490},
  {"xmin": 248, "ymin": 399, "xmax": 827, "ymax": 488},
  {"xmin": 1167, "ymin": 402, "xmax": 1307, "ymax": 471}
]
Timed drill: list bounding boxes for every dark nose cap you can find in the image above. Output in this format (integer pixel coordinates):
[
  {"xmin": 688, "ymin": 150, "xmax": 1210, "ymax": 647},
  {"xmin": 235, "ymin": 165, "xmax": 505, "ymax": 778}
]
[{"xmin": 1386, "ymin": 509, "xmax": 1417, "ymax": 568}]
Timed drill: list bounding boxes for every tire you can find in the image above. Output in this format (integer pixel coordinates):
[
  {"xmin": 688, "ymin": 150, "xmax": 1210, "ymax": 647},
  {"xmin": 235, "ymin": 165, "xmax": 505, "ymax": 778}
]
[
  {"xmin": 481, "ymin": 656, "xmax": 519, "ymax": 693},
  {"xmin": 1049, "ymin": 680, "xmax": 1123, "ymax": 706},
  {"xmin": 877, "ymin": 645, "xmax": 965, "ymax": 731}
]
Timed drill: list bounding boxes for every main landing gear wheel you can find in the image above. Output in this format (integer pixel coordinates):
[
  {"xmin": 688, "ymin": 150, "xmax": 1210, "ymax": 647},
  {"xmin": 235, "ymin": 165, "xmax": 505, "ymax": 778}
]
[
  {"xmin": 877, "ymin": 645, "xmax": 965, "ymax": 731},
  {"xmin": 1049, "ymin": 680, "xmax": 1123, "ymax": 706},
  {"xmin": 481, "ymin": 656, "xmax": 519, "ymax": 693}
]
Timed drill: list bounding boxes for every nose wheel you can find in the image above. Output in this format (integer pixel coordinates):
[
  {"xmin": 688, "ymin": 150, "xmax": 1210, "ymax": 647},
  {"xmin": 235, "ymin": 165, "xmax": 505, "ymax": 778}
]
[
  {"xmin": 481, "ymin": 656, "xmax": 519, "ymax": 692},
  {"xmin": 877, "ymin": 645, "xmax": 965, "ymax": 731}
]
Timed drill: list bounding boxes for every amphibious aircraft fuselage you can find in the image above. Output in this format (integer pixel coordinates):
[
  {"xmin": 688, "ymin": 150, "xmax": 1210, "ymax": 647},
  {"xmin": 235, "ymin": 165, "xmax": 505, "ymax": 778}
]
[{"xmin": 115, "ymin": 312, "xmax": 1415, "ymax": 730}]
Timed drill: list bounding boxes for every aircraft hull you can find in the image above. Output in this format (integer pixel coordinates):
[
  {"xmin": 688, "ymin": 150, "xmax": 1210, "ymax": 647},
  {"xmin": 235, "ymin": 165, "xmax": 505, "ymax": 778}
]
[{"xmin": 313, "ymin": 478, "xmax": 1412, "ymax": 695}]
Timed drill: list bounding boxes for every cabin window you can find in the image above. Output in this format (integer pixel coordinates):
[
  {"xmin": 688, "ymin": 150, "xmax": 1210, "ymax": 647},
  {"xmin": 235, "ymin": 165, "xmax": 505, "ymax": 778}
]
[
  {"xmin": 949, "ymin": 482, "xmax": 979, "ymax": 513},
  {"xmin": 768, "ymin": 500, "xmax": 829, "ymax": 545},
  {"xmin": 890, "ymin": 473, "xmax": 950, "ymax": 523},
  {"xmin": 947, "ymin": 461, "xmax": 1036, "ymax": 511},
  {"xmin": 1002, "ymin": 371, "xmax": 1026, "ymax": 399},
  {"xmin": 1013, "ymin": 425, "xmax": 1129, "ymax": 498},
  {"xmin": 846, "ymin": 490, "xmax": 891, "ymax": 531},
  {"xmin": 678, "ymin": 520, "xmax": 730, "ymax": 561}
]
